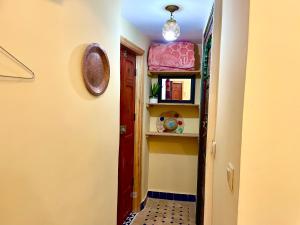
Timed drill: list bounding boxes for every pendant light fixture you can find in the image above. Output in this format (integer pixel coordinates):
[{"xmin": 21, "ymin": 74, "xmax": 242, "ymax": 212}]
[{"xmin": 162, "ymin": 5, "xmax": 181, "ymax": 41}]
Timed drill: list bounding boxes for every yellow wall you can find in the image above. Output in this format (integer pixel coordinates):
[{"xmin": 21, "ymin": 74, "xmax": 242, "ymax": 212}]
[
  {"xmin": 120, "ymin": 18, "xmax": 151, "ymax": 201},
  {"xmin": 147, "ymin": 78, "xmax": 200, "ymax": 195},
  {"xmin": 238, "ymin": 1, "xmax": 300, "ymax": 225},
  {"xmin": 148, "ymin": 136, "xmax": 199, "ymax": 194},
  {"xmin": 0, "ymin": 1, "xmax": 120, "ymax": 225},
  {"xmin": 211, "ymin": 0, "xmax": 250, "ymax": 225}
]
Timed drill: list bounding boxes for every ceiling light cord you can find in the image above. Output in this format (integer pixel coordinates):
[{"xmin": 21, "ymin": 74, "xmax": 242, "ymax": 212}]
[{"xmin": 170, "ymin": 12, "xmax": 174, "ymax": 20}]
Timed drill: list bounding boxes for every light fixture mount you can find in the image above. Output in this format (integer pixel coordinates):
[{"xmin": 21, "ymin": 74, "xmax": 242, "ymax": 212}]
[{"xmin": 165, "ymin": 5, "xmax": 180, "ymax": 14}]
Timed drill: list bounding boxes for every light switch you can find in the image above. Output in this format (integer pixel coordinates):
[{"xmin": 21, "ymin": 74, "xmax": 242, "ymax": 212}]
[{"xmin": 226, "ymin": 163, "xmax": 235, "ymax": 192}]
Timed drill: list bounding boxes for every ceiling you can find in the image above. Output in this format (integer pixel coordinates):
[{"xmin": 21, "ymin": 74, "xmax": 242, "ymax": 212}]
[{"xmin": 121, "ymin": 0, "xmax": 214, "ymax": 43}]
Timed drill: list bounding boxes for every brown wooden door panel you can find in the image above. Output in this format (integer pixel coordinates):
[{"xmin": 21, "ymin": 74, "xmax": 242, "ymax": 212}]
[
  {"xmin": 172, "ymin": 82, "xmax": 183, "ymax": 100},
  {"xmin": 117, "ymin": 46, "xmax": 136, "ymax": 225}
]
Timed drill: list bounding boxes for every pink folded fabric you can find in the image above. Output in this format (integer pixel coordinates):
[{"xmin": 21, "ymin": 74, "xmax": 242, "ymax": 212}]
[{"xmin": 148, "ymin": 42, "xmax": 195, "ymax": 71}]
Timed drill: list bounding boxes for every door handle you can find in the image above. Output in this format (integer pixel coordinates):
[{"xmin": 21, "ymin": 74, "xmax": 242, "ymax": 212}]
[{"xmin": 120, "ymin": 125, "xmax": 127, "ymax": 135}]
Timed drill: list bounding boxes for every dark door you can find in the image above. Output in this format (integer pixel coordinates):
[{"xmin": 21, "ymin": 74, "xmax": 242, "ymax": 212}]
[
  {"xmin": 172, "ymin": 82, "xmax": 183, "ymax": 100},
  {"xmin": 117, "ymin": 46, "xmax": 136, "ymax": 225},
  {"xmin": 196, "ymin": 9, "xmax": 213, "ymax": 225}
]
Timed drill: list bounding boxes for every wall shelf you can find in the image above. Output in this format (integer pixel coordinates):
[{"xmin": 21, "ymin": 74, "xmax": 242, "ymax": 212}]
[
  {"xmin": 146, "ymin": 103, "xmax": 200, "ymax": 108},
  {"xmin": 146, "ymin": 131, "xmax": 199, "ymax": 138},
  {"xmin": 148, "ymin": 70, "xmax": 201, "ymax": 78}
]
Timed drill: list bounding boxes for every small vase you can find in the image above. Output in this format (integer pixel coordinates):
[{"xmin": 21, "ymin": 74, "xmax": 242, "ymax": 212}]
[{"xmin": 149, "ymin": 97, "xmax": 158, "ymax": 104}]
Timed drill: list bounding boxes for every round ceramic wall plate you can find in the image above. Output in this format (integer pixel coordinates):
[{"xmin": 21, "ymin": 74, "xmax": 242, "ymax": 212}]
[
  {"xmin": 82, "ymin": 43, "xmax": 110, "ymax": 96},
  {"xmin": 157, "ymin": 111, "xmax": 184, "ymax": 134}
]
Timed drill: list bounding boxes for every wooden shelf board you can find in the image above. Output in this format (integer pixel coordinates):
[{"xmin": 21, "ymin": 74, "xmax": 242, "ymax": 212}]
[
  {"xmin": 146, "ymin": 132, "xmax": 199, "ymax": 138},
  {"xmin": 146, "ymin": 103, "xmax": 200, "ymax": 108},
  {"xmin": 148, "ymin": 70, "xmax": 201, "ymax": 77}
]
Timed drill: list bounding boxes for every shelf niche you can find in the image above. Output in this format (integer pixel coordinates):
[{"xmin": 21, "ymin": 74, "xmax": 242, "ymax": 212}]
[
  {"xmin": 146, "ymin": 132, "xmax": 199, "ymax": 138},
  {"xmin": 148, "ymin": 70, "xmax": 201, "ymax": 78},
  {"xmin": 146, "ymin": 103, "xmax": 200, "ymax": 108}
]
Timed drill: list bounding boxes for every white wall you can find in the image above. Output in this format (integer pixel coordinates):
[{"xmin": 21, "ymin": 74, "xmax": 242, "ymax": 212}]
[
  {"xmin": 211, "ymin": 0, "xmax": 250, "ymax": 225},
  {"xmin": 203, "ymin": 1, "xmax": 223, "ymax": 224},
  {"xmin": 238, "ymin": 0, "xmax": 300, "ymax": 224}
]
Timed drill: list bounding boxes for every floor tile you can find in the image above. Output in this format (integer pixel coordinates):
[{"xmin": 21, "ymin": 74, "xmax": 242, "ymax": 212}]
[
  {"xmin": 123, "ymin": 212, "xmax": 137, "ymax": 225},
  {"xmin": 131, "ymin": 198, "xmax": 196, "ymax": 225}
]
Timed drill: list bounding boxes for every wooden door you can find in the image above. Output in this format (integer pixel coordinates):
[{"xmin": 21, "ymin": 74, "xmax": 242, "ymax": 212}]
[
  {"xmin": 196, "ymin": 9, "xmax": 213, "ymax": 225},
  {"xmin": 172, "ymin": 82, "xmax": 183, "ymax": 100},
  {"xmin": 117, "ymin": 46, "xmax": 136, "ymax": 225}
]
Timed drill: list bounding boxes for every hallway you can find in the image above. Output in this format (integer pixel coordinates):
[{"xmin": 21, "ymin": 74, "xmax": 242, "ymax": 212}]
[
  {"xmin": 119, "ymin": 1, "xmax": 210, "ymax": 224},
  {"xmin": 0, "ymin": 1, "xmax": 299, "ymax": 225}
]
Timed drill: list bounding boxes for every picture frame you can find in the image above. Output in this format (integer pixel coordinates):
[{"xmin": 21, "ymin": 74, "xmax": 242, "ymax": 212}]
[{"xmin": 158, "ymin": 75, "xmax": 196, "ymax": 104}]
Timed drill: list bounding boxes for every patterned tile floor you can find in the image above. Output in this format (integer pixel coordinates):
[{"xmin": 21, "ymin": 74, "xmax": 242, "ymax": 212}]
[
  {"xmin": 131, "ymin": 198, "xmax": 196, "ymax": 225},
  {"xmin": 123, "ymin": 212, "xmax": 137, "ymax": 225}
]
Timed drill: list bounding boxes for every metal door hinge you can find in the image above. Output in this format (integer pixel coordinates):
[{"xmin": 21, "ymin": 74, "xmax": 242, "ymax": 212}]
[
  {"xmin": 123, "ymin": 50, "xmax": 128, "ymax": 58},
  {"xmin": 120, "ymin": 125, "xmax": 127, "ymax": 135},
  {"xmin": 131, "ymin": 192, "xmax": 137, "ymax": 199}
]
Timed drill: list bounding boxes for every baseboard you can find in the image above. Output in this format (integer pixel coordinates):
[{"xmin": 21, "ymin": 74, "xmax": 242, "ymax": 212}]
[
  {"xmin": 140, "ymin": 191, "xmax": 196, "ymax": 210},
  {"xmin": 148, "ymin": 191, "xmax": 196, "ymax": 202},
  {"xmin": 140, "ymin": 196, "xmax": 148, "ymax": 210}
]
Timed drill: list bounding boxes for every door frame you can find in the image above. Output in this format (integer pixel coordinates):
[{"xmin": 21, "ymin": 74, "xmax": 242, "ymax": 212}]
[
  {"xmin": 120, "ymin": 36, "xmax": 145, "ymax": 212},
  {"xmin": 202, "ymin": 2, "xmax": 223, "ymax": 225},
  {"xmin": 196, "ymin": 9, "xmax": 214, "ymax": 225}
]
